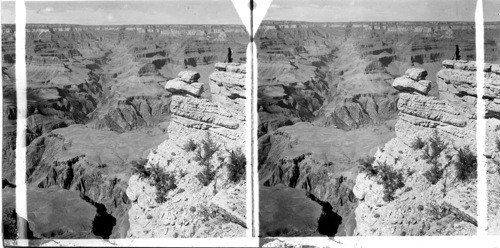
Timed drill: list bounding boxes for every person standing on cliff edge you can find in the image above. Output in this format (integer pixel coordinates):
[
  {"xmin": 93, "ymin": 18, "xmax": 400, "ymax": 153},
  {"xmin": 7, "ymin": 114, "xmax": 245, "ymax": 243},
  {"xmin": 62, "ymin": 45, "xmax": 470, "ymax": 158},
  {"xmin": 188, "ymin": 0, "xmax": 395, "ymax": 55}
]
[
  {"xmin": 454, "ymin": 44, "xmax": 461, "ymax": 60},
  {"xmin": 226, "ymin": 47, "xmax": 233, "ymax": 63}
]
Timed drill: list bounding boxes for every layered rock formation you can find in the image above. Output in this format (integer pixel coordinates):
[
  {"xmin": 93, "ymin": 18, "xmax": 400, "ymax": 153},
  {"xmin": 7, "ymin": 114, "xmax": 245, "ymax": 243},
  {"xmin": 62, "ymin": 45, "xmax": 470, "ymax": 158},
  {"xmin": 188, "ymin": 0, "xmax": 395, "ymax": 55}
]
[
  {"xmin": 485, "ymin": 62, "xmax": 500, "ymax": 234},
  {"xmin": 353, "ymin": 61, "xmax": 477, "ymax": 235},
  {"xmin": 126, "ymin": 64, "xmax": 246, "ymax": 238}
]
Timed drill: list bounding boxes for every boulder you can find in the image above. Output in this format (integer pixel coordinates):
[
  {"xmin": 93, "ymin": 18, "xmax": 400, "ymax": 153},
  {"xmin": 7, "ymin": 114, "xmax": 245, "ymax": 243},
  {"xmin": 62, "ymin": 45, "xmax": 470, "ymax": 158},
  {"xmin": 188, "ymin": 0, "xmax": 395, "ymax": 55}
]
[
  {"xmin": 392, "ymin": 75, "xmax": 431, "ymax": 95},
  {"xmin": 492, "ymin": 64, "xmax": 500, "ymax": 74},
  {"xmin": 405, "ymin": 68, "xmax": 428, "ymax": 81},
  {"xmin": 215, "ymin": 62, "xmax": 246, "ymax": 73},
  {"xmin": 454, "ymin": 61, "xmax": 476, "ymax": 71},
  {"xmin": 443, "ymin": 60, "xmax": 455, "ymax": 68},
  {"xmin": 164, "ymin": 78, "xmax": 203, "ymax": 97},
  {"xmin": 138, "ymin": 63, "xmax": 158, "ymax": 77},
  {"xmin": 178, "ymin": 70, "xmax": 200, "ymax": 83}
]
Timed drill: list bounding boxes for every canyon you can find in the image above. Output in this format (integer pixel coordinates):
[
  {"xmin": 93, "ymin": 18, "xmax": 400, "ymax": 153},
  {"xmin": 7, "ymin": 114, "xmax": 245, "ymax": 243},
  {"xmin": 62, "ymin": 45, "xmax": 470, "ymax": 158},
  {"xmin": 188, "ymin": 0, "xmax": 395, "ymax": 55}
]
[
  {"xmin": 257, "ymin": 21, "xmax": 500, "ymax": 237},
  {"xmin": 2, "ymin": 19, "xmax": 500, "ymax": 240},
  {"xmin": 2, "ymin": 24, "xmax": 247, "ymax": 239}
]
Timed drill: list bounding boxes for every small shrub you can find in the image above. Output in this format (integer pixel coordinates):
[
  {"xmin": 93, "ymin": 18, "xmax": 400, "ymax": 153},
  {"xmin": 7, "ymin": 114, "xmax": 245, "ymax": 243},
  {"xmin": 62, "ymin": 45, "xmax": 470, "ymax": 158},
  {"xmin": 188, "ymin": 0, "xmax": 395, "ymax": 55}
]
[
  {"xmin": 358, "ymin": 156, "xmax": 377, "ymax": 176},
  {"xmin": 148, "ymin": 164, "xmax": 178, "ymax": 203},
  {"xmin": 455, "ymin": 146, "xmax": 477, "ymax": 182},
  {"xmin": 496, "ymin": 138, "xmax": 500, "ymax": 151},
  {"xmin": 194, "ymin": 133, "xmax": 220, "ymax": 168},
  {"xmin": 131, "ymin": 160, "xmax": 177, "ymax": 204},
  {"xmin": 131, "ymin": 158, "xmax": 150, "ymax": 179},
  {"xmin": 196, "ymin": 166, "xmax": 216, "ymax": 186},
  {"xmin": 423, "ymin": 163, "xmax": 444, "ymax": 185},
  {"xmin": 411, "ymin": 136, "xmax": 425, "ymax": 150},
  {"xmin": 417, "ymin": 205, "xmax": 424, "ymax": 211},
  {"xmin": 183, "ymin": 138, "xmax": 198, "ymax": 152},
  {"xmin": 374, "ymin": 213, "xmax": 380, "ymax": 218},
  {"xmin": 227, "ymin": 148, "xmax": 246, "ymax": 183},
  {"xmin": 377, "ymin": 163, "xmax": 405, "ymax": 202},
  {"xmin": 189, "ymin": 206, "xmax": 196, "ymax": 213},
  {"xmin": 422, "ymin": 131, "xmax": 447, "ymax": 164},
  {"xmin": 194, "ymin": 133, "xmax": 220, "ymax": 186}
]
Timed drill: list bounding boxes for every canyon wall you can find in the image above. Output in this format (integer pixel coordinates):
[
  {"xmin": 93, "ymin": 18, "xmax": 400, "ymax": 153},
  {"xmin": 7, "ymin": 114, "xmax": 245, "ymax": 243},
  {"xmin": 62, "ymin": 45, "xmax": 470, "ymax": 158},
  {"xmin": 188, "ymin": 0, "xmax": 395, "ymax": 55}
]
[{"xmin": 353, "ymin": 60, "xmax": 478, "ymax": 235}]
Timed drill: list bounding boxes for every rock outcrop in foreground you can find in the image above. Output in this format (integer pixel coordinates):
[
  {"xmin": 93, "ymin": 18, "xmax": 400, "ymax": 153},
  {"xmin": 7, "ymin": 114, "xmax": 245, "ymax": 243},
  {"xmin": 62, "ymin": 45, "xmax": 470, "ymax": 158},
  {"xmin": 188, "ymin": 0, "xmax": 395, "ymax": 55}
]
[
  {"xmin": 485, "ymin": 63, "xmax": 500, "ymax": 234},
  {"xmin": 354, "ymin": 60, "xmax": 477, "ymax": 235},
  {"xmin": 126, "ymin": 63, "xmax": 246, "ymax": 238}
]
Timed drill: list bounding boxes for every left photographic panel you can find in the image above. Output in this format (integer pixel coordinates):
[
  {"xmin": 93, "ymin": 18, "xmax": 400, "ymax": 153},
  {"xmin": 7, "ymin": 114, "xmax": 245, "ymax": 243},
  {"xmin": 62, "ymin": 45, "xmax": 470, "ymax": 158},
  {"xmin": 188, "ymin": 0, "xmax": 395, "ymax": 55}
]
[
  {"xmin": 2, "ymin": 0, "xmax": 17, "ymax": 240},
  {"xmin": 4, "ymin": 0, "xmax": 250, "ymax": 241}
]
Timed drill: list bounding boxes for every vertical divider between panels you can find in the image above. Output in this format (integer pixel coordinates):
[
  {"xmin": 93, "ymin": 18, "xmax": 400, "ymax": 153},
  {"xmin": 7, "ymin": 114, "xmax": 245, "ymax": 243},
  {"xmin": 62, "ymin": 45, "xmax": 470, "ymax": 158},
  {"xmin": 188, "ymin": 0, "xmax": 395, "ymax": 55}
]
[
  {"xmin": 476, "ymin": 0, "xmax": 487, "ymax": 237},
  {"xmin": 15, "ymin": 0, "xmax": 28, "ymax": 243}
]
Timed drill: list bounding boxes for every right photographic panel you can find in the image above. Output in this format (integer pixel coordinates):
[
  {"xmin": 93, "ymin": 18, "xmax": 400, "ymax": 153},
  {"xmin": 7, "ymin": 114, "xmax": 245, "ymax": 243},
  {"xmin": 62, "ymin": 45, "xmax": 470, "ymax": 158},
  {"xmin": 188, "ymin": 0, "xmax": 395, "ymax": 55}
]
[
  {"xmin": 485, "ymin": 0, "xmax": 500, "ymax": 235},
  {"xmin": 257, "ymin": 0, "xmax": 478, "ymax": 239}
]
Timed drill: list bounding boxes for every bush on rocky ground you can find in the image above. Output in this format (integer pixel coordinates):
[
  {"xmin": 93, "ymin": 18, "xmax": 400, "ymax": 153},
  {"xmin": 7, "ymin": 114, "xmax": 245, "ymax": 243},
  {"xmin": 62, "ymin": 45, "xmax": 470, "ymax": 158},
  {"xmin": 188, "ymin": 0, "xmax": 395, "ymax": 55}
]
[
  {"xmin": 148, "ymin": 164, "xmax": 178, "ymax": 203},
  {"xmin": 195, "ymin": 133, "xmax": 220, "ymax": 167},
  {"xmin": 131, "ymin": 158, "xmax": 150, "ymax": 179},
  {"xmin": 227, "ymin": 147, "xmax": 246, "ymax": 183},
  {"xmin": 496, "ymin": 138, "xmax": 500, "ymax": 151},
  {"xmin": 424, "ymin": 162, "xmax": 444, "ymax": 185},
  {"xmin": 455, "ymin": 146, "xmax": 477, "ymax": 182},
  {"xmin": 411, "ymin": 136, "xmax": 425, "ymax": 150},
  {"xmin": 422, "ymin": 131, "xmax": 447, "ymax": 164},
  {"xmin": 194, "ymin": 133, "xmax": 220, "ymax": 186},
  {"xmin": 183, "ymin": 138, "xmax": 197, "ymax": 152},
  {"xmin": 358, "ymin": 156, "xmax": 377, "ymax": 176},
  {"xmin": 377, "ymin": 163, "xmax": 405, "ymax": 202},
  {"xmin": 131, "ymin": 160, "xmax": 177, "ymax": 203},
  {"xmin": 196, "ymin": 166, "xmax": 216, "ymax": 186}
]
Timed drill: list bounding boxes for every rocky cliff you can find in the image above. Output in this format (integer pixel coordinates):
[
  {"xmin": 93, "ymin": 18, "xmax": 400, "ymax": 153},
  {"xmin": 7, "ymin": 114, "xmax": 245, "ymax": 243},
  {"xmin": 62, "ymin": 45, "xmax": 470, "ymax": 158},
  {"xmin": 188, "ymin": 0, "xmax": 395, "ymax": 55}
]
[
  {"xmin": 353, "ymin": 60, "xmax": 478, "ymax": 235},
  {"xmin": 485, "ymin": 63, "xmax": 500, "ymax": 234},
  {"xmin": 126, "ymin": 63, "xmax": 246, "ymax": 238}
]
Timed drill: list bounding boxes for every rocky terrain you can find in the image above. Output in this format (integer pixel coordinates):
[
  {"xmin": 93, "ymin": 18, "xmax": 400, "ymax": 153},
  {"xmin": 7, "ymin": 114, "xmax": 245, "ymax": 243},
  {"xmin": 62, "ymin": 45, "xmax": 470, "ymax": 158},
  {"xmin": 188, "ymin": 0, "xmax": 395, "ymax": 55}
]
[
  {"xmin": 354, "ymin": 61, "xmax": 478, "ymax": 235},
  {"xmin": 126, "ymin": 63, "xmax": 246, "ymax": 238},
  {"xmin": 2, "ymin": 24, "xmax": 247, "ymax": 239},
  {"xmin": 485, "ymin": 62, "xmax": 500, "ymax": 234},
  {"xmin": 257, "ymin": 21, "xmax": 478, "ymax": 237},
  {"xmin": 485, "ymin": 22, "xmax": 500, "ymax": 235}
]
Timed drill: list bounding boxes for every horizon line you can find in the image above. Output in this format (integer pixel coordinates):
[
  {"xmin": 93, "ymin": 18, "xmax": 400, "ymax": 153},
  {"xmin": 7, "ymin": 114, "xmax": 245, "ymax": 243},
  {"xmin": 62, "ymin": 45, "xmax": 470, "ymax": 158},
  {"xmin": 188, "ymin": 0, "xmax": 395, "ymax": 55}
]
[{"xmin": 3, "ymin": 20, "xmax": 499, "ymax": 26}]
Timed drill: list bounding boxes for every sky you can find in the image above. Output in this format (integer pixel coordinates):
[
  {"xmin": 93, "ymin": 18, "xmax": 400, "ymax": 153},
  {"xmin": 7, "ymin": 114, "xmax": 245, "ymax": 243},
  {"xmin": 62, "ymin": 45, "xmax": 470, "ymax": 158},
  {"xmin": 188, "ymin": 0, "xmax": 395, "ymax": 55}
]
[
  {"xmin": 1, "ymin": 1, "xmax": 15, "ymax": 24},
  {"xmin": 265, "ymin": 0, "xmax": 488, "ymax": 22},
  {"xmin": 21, "ymin": 0, "xmax": 243, "ymax": 25},
  {"xmin": 484, "ymin": 0, "xmax": 500, "ymax": 22},
  {"xmin": 1, "ymin": 0, "xmax": 499, "ymax": 25}
]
